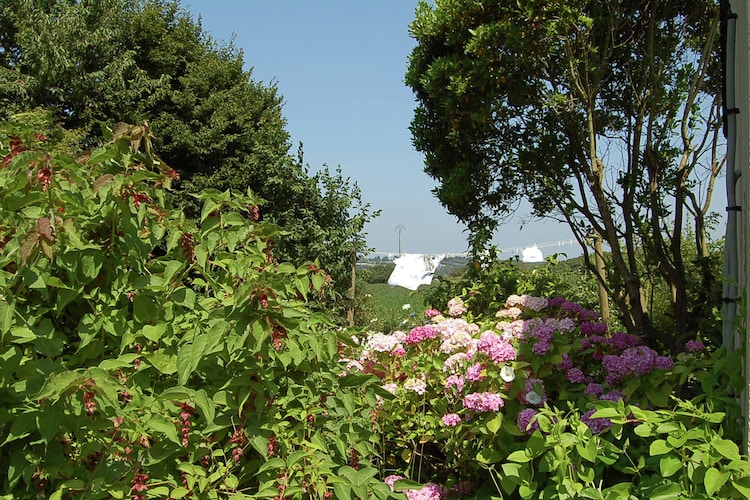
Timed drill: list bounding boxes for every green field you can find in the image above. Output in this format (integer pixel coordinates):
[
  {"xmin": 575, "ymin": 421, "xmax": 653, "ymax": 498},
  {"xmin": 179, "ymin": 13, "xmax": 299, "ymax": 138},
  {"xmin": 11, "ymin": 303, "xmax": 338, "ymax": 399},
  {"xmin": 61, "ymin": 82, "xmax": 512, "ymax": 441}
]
[{"xmin": 359, "ymin": 283, "xmax": 434, "ymax": 332}]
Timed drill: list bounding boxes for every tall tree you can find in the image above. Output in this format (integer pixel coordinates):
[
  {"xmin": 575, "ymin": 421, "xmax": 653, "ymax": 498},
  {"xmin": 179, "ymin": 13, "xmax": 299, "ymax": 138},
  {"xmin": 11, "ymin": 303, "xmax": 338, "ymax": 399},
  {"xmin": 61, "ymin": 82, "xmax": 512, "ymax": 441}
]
[
  {"xmin": 0, "ymin": 0, "xmax": 379, "ymax": 311},
  {"xmin": 406, "ymin": 0, "xmax": 723, "ymax": 352}
]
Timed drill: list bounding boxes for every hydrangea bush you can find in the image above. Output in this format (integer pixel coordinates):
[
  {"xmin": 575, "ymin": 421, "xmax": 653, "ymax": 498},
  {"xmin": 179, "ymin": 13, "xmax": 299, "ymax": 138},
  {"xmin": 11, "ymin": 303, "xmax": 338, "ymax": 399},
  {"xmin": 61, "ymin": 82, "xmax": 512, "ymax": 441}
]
[{"xmin": 341, "ymin": 293, "xmax": 749, "ymax": 498}]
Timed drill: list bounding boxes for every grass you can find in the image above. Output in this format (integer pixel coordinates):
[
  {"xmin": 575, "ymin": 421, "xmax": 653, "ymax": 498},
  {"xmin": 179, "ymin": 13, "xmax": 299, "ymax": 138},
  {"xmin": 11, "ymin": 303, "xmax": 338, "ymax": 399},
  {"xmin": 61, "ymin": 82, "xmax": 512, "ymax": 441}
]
[{"xmin": 359, "ymin": 282, "xmax": 434, "ymax": 332}]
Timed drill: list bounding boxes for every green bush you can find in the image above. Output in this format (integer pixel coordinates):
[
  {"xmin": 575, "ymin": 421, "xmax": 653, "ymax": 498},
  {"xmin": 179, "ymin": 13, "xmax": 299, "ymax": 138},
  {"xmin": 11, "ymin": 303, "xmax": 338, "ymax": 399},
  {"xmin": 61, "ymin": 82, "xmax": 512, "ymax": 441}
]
[
  {"xmin": 341, "ymin": 293, "xmax": 747, "ymax": 498},
  {"xmin": 0, "ymin": 116, "xmax": 391, "ymax": 499}
]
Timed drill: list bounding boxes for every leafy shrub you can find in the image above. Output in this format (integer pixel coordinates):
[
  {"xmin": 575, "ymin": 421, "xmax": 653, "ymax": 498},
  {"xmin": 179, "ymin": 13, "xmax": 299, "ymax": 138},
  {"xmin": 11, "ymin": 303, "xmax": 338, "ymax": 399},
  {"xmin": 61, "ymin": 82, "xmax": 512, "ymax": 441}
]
[
  {"xmin": 340, "ymin": 293, "xmax": 747, "ymax": 498},
  {"xmin": 0, "ymin": 117, "xmax": 391, "ymax": 499}
]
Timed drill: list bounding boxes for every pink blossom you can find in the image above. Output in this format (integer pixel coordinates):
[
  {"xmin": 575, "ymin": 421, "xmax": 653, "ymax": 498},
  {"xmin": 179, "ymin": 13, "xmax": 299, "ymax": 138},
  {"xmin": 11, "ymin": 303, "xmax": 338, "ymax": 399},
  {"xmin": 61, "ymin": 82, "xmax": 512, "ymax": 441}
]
[
  {"xmin": 465, "ymin": 363, "xmax": 484, "ymax": 382},
  {"xmin": 406, "ymin": 483, "xmax": 443, "ymax": 500},
  {"xmin": 385, "ymin": 475, "xmax": 403, "ymax": 491},
  {"xmin": 477, "ymin": 331, "xmax": 516, "ymax": 364},
  {"xmin": 425, "ymin": 309, "xmax": 440, "ymax": 318},
  {"xmin": 444, "ymin": 374, "xmax": 465, "ymax": 393},
  {"xmin": 442, "ymin": 413, "xmax": 462, "ymax": 427},
  {"xmin": 405, "ymin": 325, "xmax": 439, "ymax": 345},
  {"xmin": 447, "ymin": 297, "xmax": 467, "ymax": 316},
  {"xmin": 463, "ymin": 392, "xmax": 504, "ymax": 412}
]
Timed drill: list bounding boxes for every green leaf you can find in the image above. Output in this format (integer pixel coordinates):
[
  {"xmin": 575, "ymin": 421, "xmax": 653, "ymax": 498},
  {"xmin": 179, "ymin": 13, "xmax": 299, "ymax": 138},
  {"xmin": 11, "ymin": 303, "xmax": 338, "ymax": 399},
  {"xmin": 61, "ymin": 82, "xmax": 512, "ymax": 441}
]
[
  {"xmin": 649, "ymin": 439, "xmax": 672, "ymax": 456},
  {"xmin": 507, "ymin": 449, "xmax": 532, "ymax": 463},
  {"xmin": 9, "ymin": 326, "xmax": 36, "ymax": 344},
  {"xmin": 704, "ymin": 467, "xmax": 729, "ymax": 497},
  {"xmin": 648, "ymin": 482, "xmax": 682, "ymax": 500},
  {"xmin": 172, "ymin": 287, "xmax": 197, "ymax": 309},
  {"xmin": 146, "ymin": 414, "xmax": 180, "ymax": 445},
  {"xmin": 486, "ymin": 413, "xmax": 503, "ymax": 434},
  {"xmin": 133, "ymin": 294, "xmax": 157, "ymax": 324},
  {"xmin": 713, "ymin": 438, "xmax": 740, "ymax": 461},
  {"xmin": 576, "ymin": 441, "xmax": 597, "ymax": 463},
  {"xmin": 142, "ymin": 322, "xmax": 167, "ymax": 342},
  {"xmin": 193, "ymin": 389, "xmax": 215, "ymax": 426},
  {"xmin": 659, "ymin": 455, "xmax": 682, "ymax": 477},
  {"xmin": 477, "ymin": 448, "xmax": 505, "ymax": 464}
]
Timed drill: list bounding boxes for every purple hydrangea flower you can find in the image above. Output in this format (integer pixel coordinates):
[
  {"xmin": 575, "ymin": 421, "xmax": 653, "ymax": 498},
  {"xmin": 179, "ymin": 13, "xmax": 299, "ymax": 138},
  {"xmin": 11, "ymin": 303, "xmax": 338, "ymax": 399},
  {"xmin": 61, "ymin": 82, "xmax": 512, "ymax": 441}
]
[{"xmin": 517, "ymin": 408, "xmax": 540, "ymax": 433}]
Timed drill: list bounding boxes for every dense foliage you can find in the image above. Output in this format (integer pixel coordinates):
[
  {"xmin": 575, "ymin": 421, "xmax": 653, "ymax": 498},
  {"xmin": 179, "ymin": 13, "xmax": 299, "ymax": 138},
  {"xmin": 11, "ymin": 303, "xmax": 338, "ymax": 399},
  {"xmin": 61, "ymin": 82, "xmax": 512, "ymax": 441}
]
[
  {"xmin": 341, "ymin": 293, "xmax": 747, "ymax": 498},
  {"xmin": 0, "ymin": 0, "xmax": 379, "ymax": 313},
  {"xmin": 406, "ymin": 0, "xmax": 724, "ymax": 352},
  {"xmin": 0, "ymin": 117, "xmax": 390, "ymax": 499}
]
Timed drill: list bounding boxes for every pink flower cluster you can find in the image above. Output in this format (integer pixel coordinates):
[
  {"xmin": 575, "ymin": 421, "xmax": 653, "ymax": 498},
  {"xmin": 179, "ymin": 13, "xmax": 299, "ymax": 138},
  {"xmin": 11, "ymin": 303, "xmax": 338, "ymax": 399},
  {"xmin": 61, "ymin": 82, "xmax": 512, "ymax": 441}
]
[
  {"xmin": 476, "ymin": 331, "xmax": 516, "ymax": 363},
  {"xmin": 463, "ymin": 391, "xmax": 504, "ymax": 412},
  {"xmin": 405, "ymin": 325, "xmax": 439, "ymax": 345},
  {"xmin": 385, "ymin": 476, "xmax": 443, "ymax": 500}
]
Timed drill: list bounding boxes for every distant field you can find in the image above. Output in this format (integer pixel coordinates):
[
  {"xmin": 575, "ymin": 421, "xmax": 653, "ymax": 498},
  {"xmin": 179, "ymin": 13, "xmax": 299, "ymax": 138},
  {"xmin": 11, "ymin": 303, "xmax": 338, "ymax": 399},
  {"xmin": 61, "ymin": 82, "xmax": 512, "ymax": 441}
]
[{"xmin": 359, "ymin": 283, "xmax": 434, "ymax": 332}]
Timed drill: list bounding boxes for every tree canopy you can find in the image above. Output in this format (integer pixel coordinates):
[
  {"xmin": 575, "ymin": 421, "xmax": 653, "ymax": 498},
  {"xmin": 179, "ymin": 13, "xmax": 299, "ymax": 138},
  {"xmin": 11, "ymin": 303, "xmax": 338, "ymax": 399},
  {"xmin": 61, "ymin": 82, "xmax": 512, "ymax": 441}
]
[
  {"xmin": 0, "ymin": 0, "xmax": 379, "ymax": 310},
  {"xmin": 406, "ymin": 0, "xmax": 724, "ymax": 351}
]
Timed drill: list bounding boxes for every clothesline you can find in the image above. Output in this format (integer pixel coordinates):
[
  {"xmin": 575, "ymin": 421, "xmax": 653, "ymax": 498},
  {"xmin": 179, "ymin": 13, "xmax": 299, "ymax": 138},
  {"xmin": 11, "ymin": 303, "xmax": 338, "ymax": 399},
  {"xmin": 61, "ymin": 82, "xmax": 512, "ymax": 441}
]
[{"xmin": 364, "ymin": 238, "xmax": 582, "ymax": 259}]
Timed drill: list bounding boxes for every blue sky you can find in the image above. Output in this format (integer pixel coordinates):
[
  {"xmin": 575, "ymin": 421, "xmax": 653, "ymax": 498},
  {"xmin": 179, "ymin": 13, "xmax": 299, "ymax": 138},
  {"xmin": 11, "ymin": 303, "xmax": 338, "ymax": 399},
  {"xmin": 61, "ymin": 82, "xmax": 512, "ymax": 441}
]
[{"xmin": 183, "ymin": 0, "xmax": 580, "ymax": 257}]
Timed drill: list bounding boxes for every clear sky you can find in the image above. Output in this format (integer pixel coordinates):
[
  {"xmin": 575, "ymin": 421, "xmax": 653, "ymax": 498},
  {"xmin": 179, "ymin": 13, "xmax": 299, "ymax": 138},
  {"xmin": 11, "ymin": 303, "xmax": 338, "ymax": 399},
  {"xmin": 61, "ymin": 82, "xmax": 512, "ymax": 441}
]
[{"xmin": 183, "ymin": 0, "xmax": 583, "ymax": 258}]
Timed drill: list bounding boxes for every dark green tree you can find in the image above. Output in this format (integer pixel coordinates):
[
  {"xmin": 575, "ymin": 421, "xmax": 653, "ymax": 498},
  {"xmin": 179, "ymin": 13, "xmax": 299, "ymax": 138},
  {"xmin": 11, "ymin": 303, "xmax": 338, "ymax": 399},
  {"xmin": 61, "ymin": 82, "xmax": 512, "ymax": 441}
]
[
  {"xmin": 406, "ymin": 0, "xmax": 723, "ymax": 352},
  {"xmin": 0, "ymin": 0, "xmax": 379, "ymax": 313}
]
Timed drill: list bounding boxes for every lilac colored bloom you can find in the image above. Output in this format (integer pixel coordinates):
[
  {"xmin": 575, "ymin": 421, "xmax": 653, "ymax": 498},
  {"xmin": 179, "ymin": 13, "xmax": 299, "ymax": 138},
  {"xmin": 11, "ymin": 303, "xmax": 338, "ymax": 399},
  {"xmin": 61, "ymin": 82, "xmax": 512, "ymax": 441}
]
[
  {"xmin": 561, "ymin": 301, "xmax": 583, "ymax": 314},
  {"xmin": 607, "ymin": 332, "xmax": 643, "ymax": 350},
  {"xmin": 405, "ymin": 325, "xmax": 439, "ymax": 345},
  {"xmin": 547, "ymin": 296, "xmax": 566, "ymax": 307},
  {"xmin": 520, "ymin": 295, "xmax": 548, "ymax": 311},
  {"xmin": 477, "ymin": 331, "xmax": 516, "ymax": 363},
  {"xmin": 566, "ymin": 368, "xmax": 586, "ymax": 384},
  {"xmin": 602, "ymin": 346, "xmax": 673, "ymax": 385},
  {"xmin": 601, "ymin": 390, "xmax": 625, "ymax": 403},
  {"xmin": 465, "ymin": 363, "xmax": 485, "ymax": 382},
  {"xmin": 444, "ymin": 374, "xmax": 465, "ymax": 393},
  {"xmin": 686, "ymin": 340, "xmax": 706, "ymax": 353},
  {"xmin": 578, "ymin": 309, "xmax": 601, "ymax": 321},
  {"xmin": 532, "ymin": 341, "xmax": 551, "ymax": 355},
  {"xmin": 582, "ymin": 409, "xmax": 613, "ymax": 433},
  {"xmin": 556, "ymin": 317, "xmax": 577, "ymax": 333},
  {"xmin": 557, "ymin": 354, "xmax": 573, "ymax": 371},
  {"xmin": 517, "ymin": 408, "xmax": 540, "ymax": 433},
  {"xmin": 405, "ymin": 483, "xmax": 443, "ymax": 500},
  {"xmin": 447, "ymin": 297, "xmax": 467, "ymax": 317},
  {"xmin": 442, "ymin": 413, "xmax": 462, "ymax": 427},
  {"xmin": 585, "ymin": 383, "xmax": 604, "ymax": 398},
  {"xmin": 463, "ymin": 392, "xmax": 505, "ymax": 412},
  {"xmin": 580, "ymin": 321, "xmax": 608, "ymax": 336}
]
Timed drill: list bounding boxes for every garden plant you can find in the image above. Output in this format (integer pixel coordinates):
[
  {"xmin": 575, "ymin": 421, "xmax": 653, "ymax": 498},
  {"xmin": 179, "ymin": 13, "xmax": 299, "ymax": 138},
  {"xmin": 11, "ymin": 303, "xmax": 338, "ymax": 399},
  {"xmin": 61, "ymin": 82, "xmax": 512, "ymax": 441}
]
[
  {"xmin": 0, "ymin": 116, "xmax": 391, "ymax": 499},
  {"xmin": 341, "ymin": 293, "xmax": 750, "ymax": 498}
]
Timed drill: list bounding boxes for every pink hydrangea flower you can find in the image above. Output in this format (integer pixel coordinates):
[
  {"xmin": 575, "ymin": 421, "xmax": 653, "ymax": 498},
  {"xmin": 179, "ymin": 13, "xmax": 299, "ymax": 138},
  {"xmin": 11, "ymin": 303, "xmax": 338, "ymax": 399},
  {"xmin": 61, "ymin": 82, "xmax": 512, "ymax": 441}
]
[
  {"xmin": 477, "ymin": 331, "xmax": 516, "ymax": 364},
  {"xmin": 463, "ymin": 392, "xmax": 504, "ymax": 412},
  {"xmin": 465, "ymin": 362, "xmax": 484, "ymax": 382},
  {"xmin": 442, "ymin": 413, "xmax": 462, "ymax": 427},
  {"xmin": 447, "ymin": 297, "xmax": 467, "ymax": 317},
  {"xmin": 406, "ymin": 483, "xmax": 443, "ymax": 500}
]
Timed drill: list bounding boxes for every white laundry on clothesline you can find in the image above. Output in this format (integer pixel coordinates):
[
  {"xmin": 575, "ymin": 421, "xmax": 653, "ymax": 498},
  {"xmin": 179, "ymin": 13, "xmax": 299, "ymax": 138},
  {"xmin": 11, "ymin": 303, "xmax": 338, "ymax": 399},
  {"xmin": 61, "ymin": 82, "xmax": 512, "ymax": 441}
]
[{"xmin": 387, "ymin": 253, "xmax": 445, "ymax": 291}]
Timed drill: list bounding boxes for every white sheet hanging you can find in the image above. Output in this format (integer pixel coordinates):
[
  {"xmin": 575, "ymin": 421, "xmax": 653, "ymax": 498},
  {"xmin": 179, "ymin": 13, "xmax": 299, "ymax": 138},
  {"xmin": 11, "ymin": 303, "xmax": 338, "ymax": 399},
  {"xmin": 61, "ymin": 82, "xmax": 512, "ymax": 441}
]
[{"xmin": 388, "ymin": 253, "xmax": 445, "ymax": 290}]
